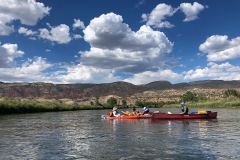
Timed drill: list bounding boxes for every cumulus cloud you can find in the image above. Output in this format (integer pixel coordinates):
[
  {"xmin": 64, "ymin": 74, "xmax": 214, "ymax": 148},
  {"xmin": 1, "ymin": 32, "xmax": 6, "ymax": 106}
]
[
  {"xmin": 183, "ymin": 62, "xmax": 240, "ymax": 81},
  {"xmin": 199, "ymin": 35, "xmax": 240, "ymax": 61},
  {"xmin": 18, "ymin": 27, "xmax": 37, "ymax": 36},
  {"xmin": 82, "ymin": 13, "xmax": 173, "ymax": 74},
  {"xmin": 56, "ymin": 64, "xmax": 119, "ymax": 84},
  {"xmin": 73, "ymin": 34, "xmax": 82, "ymax": 39},
  {"xmin": 142, "ymin": 3, "xmax": 176, "ymax": 28},
  {"xmin": 54, "ymin": 64, "xmax": 181, "ymax": 84},
  {"xmin": 142, "ymin": 2, "xmax": 205, "ymax": 28},
  {"xmin": 179, "ymin": 2, "xmax": 205, "ymax": 22},
  {"xmin": 0, "ymin": 57, "xmax": 53, "ymax": 82},
  {"xmin": 0, "ymin": 23, "xmax": 14, "ymax": 36},
  {"xmin": 39, "ymin": 24, "xmax": 72, "ymax": 44},
  {"xmin": 73, "ymin": 19, "xmax": 85, "ymax": 30},
  {"xmin": 0, "ymin": 43, "xmax": 24, "ymax": 67},
  {"xmin": 0, "ymin": 0, "xmax": 50, "ymax": 35}
]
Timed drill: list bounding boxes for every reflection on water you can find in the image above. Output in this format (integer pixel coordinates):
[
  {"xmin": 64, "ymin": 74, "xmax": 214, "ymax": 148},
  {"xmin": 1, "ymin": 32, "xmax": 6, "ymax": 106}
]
[{"xmin": 0, "ymin": 108, "xmax": 240, "ymax": 159}]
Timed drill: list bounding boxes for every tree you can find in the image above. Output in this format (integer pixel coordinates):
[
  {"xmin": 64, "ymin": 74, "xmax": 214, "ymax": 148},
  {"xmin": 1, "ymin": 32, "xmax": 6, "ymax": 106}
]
[
  {"xmin": 90, "ymin": 101, "xmax": 94, "ymax": 105},
  {"xmin": 95, "ymin": 96, "xmax": 101, "ymax": 106},
  {"xmin": 122, "ymin": 99, "xmax": 127, "ymax": 107},
  {"xmin": 107, "ymin": 97, "xmax": 117, "ymax": 107},
  {"xmin": 134, "ymin": 100, "xmax": 164, "ymax": 108},
  {"xmin": 181, "ymin": 91, "xmax": 198, "ymax": 102}
]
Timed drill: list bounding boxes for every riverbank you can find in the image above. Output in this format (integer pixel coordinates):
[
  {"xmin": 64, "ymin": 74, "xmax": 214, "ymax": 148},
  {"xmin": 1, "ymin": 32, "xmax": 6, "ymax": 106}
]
[
  {"xmin": 0, "ymin": 99, "xmax": 111, "ymax": 114},
  {"xmin": 1, "ymin": 98, "xmax": 240, "ymax": 114}
]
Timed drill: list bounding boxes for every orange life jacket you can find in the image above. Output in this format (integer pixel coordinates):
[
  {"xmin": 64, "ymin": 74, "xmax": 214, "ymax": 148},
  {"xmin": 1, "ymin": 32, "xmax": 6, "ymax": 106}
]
[{"xmin": 109, "ymin": 111, "xmax": 113, "ymax": 117}]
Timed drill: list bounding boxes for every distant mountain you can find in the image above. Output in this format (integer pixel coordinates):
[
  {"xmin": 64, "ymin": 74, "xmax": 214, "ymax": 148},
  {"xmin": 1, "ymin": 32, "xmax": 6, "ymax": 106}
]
[
  {"xmin": 0, "ymin": 80, "xmax": 240, "ymax": 100},
  {"xmin": 173, "ymin": 80, "xmax": 240, "ymax": 89},
  {"xmin": 142, "ymin": 81, "xmax": 173, "ymax": 90}
]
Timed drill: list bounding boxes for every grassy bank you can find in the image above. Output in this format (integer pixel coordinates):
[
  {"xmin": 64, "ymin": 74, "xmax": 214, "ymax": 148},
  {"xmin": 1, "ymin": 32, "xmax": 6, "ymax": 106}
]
[
  {"xmin": 163, "ymin": 99, "xmax": 240, "ymax": 109},
  {"xmin": 1, "ymin": 98, "xmax": 240, "ymax": 114},
  {"xmin": 0, "ymin": 99, "xmax": 111, "ymax": 114}
]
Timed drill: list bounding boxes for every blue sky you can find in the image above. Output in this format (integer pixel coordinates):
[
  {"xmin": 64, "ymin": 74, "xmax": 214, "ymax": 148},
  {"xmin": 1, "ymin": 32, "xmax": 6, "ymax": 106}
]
[{"xmin": 1, "ymin": 0, "xmax": 240, "ymax": 84}]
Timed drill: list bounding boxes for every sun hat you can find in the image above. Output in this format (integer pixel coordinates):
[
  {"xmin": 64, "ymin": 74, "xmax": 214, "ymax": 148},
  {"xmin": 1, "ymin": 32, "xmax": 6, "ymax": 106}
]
[
  {"xmin": 181, "ymin": 102, "xmax": 185, "ymax": 105},
  {"xmin": 112, "ymin": 107, "xmax": 117, "ymax": 111}
]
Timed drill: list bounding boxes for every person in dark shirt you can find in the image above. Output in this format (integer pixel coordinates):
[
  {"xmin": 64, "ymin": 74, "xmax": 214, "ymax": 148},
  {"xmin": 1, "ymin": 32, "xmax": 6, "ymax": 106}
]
[
  {"xmin": 142, "ymin": 106, "xmax": 150, "ymax": 115},
  {"xmin": 180, "ymin": 102, "xmax": 189, "ymax": 115}
]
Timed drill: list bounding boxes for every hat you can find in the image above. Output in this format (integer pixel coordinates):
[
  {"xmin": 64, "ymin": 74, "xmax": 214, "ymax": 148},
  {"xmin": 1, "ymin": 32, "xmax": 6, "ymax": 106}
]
[
  {"xmin": 112, "ymin": 107, "xmax": 117, "ymax": 111},
  {"xmin": 143, "ymin": 107, "xmax": 146, "ymax": 110},
  {"xmin": 181, "ymin": 102, "xmax": 185, "ymax": 105}
]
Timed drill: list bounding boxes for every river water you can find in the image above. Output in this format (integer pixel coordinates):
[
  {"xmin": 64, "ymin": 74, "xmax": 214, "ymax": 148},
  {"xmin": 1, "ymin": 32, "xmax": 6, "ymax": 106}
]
[{"xmin": 0, "ymin": 108, "xmax": 240, "ymax": 160}]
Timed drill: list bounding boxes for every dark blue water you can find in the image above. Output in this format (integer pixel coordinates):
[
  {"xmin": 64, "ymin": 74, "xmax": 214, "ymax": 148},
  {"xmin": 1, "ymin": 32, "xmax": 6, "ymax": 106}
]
[{"xmin": 0, "ymin": 108, "xmax": 240, "ymax": 160}]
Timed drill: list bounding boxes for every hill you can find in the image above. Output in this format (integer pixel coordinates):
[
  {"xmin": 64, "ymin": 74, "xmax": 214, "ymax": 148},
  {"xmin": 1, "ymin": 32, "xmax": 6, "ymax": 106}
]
[{"xmin": 0, "ymin": 80, "xmax": 240, "ymax": 104}]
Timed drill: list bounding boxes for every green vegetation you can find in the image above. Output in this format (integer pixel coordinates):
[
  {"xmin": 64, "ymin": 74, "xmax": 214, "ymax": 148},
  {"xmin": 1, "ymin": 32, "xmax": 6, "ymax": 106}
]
[
  {"xmin": 90, "ymin": 101, "xmax": 94, "ymax": 105},
  {"xmin": 134, "ymin": 90, "xmax": 240, "ymax": 109},
  {"xmin": 224, "ymin": 89, "xmax": 240, "ymax": 98},
  {"xmin": 0, "ymin": 99, "xmax": 110, "ymax": 114},
  {"xmin": 106, "ymin": 97, "xmax": 117, "ymax": 107},
  {"xmin": 1, "ymin": 89, "xmax": 240, "ymax": 114},
  {"xmin": 122, "ymin": 99, "xmax": 127, "ymax": 107},
  {"xmin": 94, "ymin": 96, "xmax": 101, "ymax": 106},
  {"xmin": 181, "ymin": 91, "xmax": 198, "ymax": 102},
  {"xmin": 135, "ymin": 101, "xmax": 165, "ymax": 108}
]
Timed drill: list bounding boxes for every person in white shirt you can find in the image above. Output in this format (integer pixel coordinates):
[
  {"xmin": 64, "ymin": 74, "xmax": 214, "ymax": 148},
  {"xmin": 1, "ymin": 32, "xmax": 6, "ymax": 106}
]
[{"xmin": 112, "ymin": 107, "xmax": 121, "ymax": 117}]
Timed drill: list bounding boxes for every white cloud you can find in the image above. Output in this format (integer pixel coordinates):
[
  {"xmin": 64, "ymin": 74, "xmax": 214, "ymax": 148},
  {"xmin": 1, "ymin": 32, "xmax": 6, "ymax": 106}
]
[
  {"xmin": 0, "ymin": 0, "xmax": 50, "ymax": 35},
  {"xmin": 73, "ymin": 19, "xmax": 85, "ymax": 29},
  {"xmin": 199, "ymin": 35, "xmax": 240, "ymax": 61},
  {"xmin": 29, "ymin": 37, "xmax": 37, "ymax": 40},
  {"xmin": 82, "ymin": 13, "xmax": 173, "ymax": 73},
  {"xmin": 0, "ymin": 57, "xmax": 53, "ymax": 82},
  {"xmin": 0, "ymin": 23, "xmax": 14, "ymax": 36},
  {"xmin": 183, "ymin": 62, "xmax": 240, "ymax": 81},
  {"xmin": 0, "ymin": 53, "xmax": 120, "ymax": 83},
  {"xmin": 39, "ymin": 24, "xmax": 72, "ymax": 44},
  {"xmin": 142, "ymin": 2, "xmax": 205, "ymax": 29},
  {"xmin": 179, "ymin": 2, "xmax": 205, "ymax": 22},
  {"xmin": 56, "ymin": 64, "xmax": 119, "ymax": 84},
  {"xmin": 142, "ymin": 3, "xmax": 176, "ymax": 28},
  {"xmin": 18, "ymin": 27, "xmax": 37, "ymax": 36},
  {"xmin": 45, "ymin": 49, "xmax": 51, "ymax": 52},
  {"xmin": 135, "ymin": 0, "xmax": 146, "ymax": 8},
  {"xmin": 0, "ymin": 43, "xmax": 24, "ymax": 67},
  {"xmin": 73, "ymin": 34, "xmax": 82, "ymax": 39},
  {"xmin": 124, "ymin": 70, "xmax": 181, "ymax": 85},
  {"xmin": 21, "ymin": 57, "xmax": 52, "ymax": 73},
  {"xmin": 40, "ymin": 64, "xmax": 181, "ymax": 84}
]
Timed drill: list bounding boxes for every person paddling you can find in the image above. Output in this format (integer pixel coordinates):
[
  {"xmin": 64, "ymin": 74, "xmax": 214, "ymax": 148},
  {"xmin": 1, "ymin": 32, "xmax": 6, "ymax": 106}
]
[
  {"xmin": 132, "ymin": 106, "xmax": 140, "ymax": 115},
  {"xmin": 180, "ymin": 102, "xmax": 189, "ymax": 115},
  {"xmin": 112, "ymin": 107, "xmax": 121, "ymax": 117},
  {"xmin": 142, "ymin": 106, "xmax": 150, "ymax": 115}
]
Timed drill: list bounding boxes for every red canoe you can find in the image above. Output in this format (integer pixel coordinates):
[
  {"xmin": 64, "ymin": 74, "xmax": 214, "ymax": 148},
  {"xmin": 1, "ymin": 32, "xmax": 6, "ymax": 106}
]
[
  {"xmin": 152, "ymin": 112, "xmax": 217, "ymax": 119},
  {"xmin": 103, "ymin": 114, "xmax": 152, "ymax": 119}
]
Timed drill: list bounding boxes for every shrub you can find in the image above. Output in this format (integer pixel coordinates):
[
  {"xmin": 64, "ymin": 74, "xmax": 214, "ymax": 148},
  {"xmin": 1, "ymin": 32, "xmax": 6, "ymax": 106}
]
[
  {"xmin": 181, "ymin": 91, "xmax": 198, "ymax": 102},
  {"xmin": 224, "ymin": 89, "xmax": 240, "ymax": 98},
  {"xmin": 106, "ymin": 97, "xmax": 117, "ymax": 107}
]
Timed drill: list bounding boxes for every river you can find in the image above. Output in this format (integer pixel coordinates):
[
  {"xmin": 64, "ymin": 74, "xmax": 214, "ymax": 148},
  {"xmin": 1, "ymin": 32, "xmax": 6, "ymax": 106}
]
[{"xmin": 0, "ymin": 108, "xmax": 240, "ymax": 160}]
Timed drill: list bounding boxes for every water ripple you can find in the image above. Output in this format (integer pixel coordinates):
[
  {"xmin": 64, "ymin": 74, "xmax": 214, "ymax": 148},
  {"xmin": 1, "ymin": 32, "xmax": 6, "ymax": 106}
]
[{"xmin": 0, "ymin": 109, "xmax": 240, "ymax": 159}]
